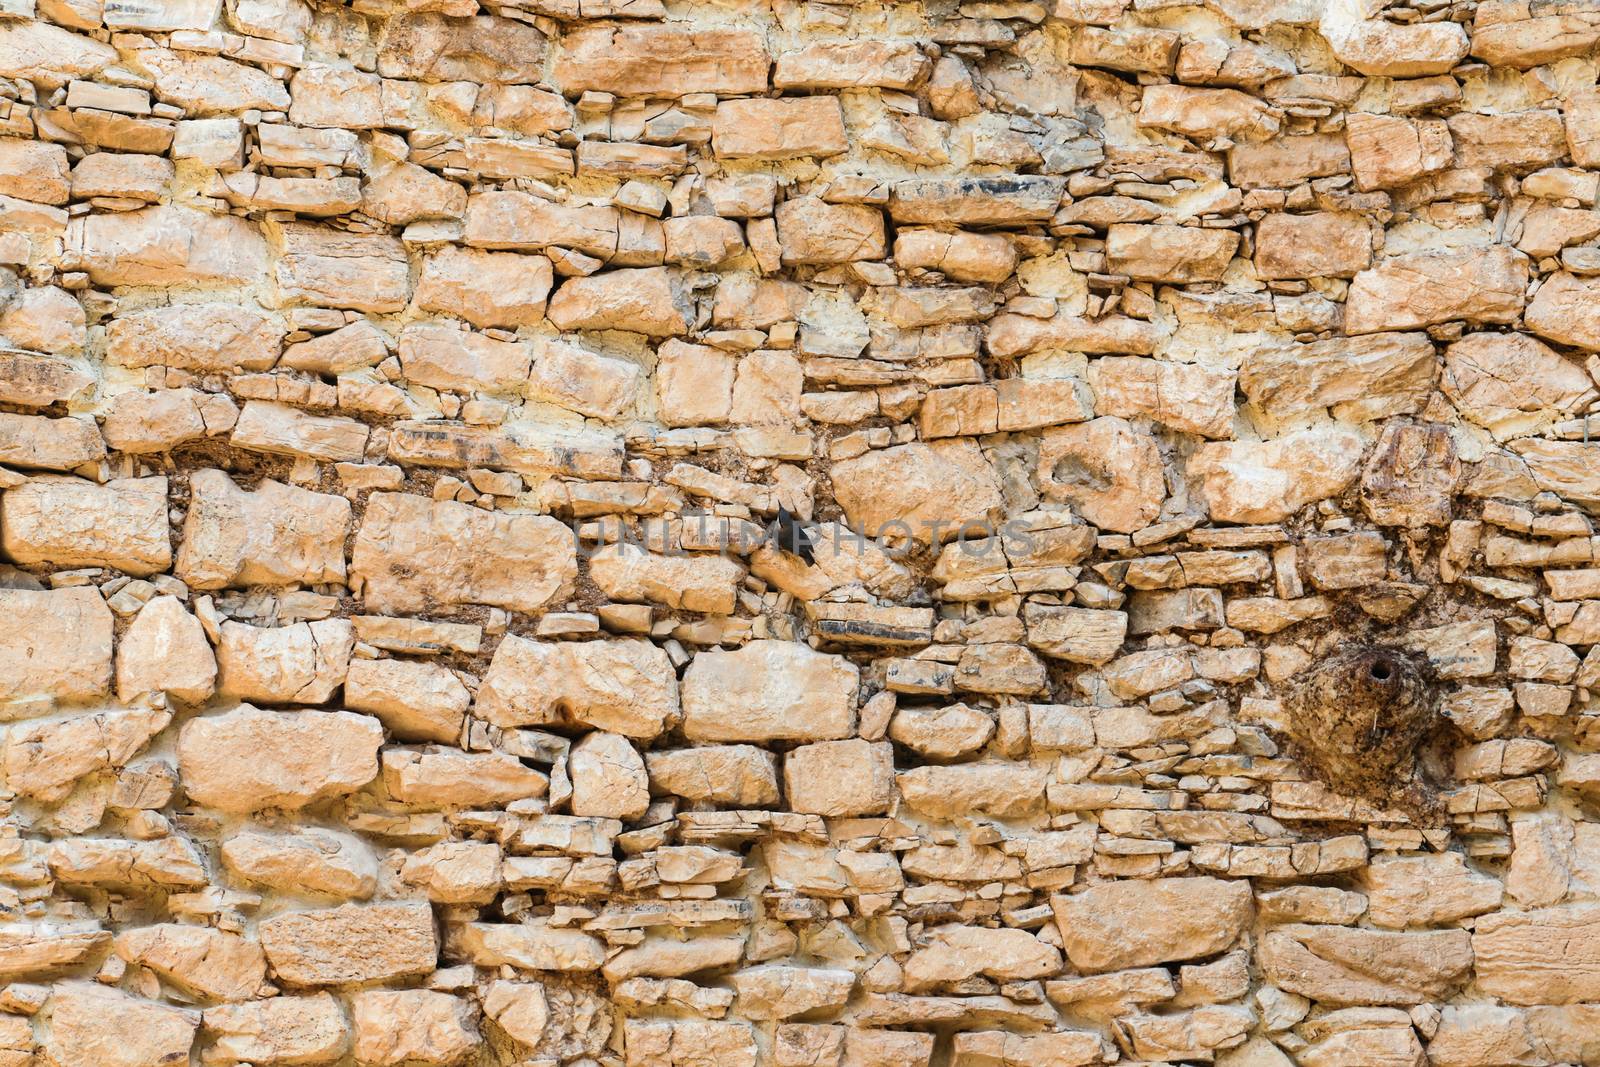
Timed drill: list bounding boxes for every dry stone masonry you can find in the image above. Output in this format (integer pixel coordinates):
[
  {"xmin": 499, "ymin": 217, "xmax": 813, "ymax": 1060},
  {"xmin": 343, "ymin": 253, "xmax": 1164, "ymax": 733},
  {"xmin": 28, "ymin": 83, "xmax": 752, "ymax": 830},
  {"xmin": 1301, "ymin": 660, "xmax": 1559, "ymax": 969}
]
[{"xmin": 9, "ymin": 0, "xmax": 1600, "ymax": 1064}]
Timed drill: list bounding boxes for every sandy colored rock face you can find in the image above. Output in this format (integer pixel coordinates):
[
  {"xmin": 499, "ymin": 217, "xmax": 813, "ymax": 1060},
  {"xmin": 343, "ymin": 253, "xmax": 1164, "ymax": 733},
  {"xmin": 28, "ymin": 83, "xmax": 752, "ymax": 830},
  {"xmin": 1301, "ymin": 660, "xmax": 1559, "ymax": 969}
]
[{"xmin": 11, "ymin": 1, "xmax": 1600, "ymax": 1062}]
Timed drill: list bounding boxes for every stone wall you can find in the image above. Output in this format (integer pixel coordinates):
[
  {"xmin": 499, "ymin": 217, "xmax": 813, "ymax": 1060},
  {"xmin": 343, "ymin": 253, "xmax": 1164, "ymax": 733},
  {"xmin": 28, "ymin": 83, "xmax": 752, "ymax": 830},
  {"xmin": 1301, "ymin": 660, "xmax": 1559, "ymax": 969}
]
[{"xmin": 3, "ymin": 0, "xmax": 1600, "ymax": 1064}]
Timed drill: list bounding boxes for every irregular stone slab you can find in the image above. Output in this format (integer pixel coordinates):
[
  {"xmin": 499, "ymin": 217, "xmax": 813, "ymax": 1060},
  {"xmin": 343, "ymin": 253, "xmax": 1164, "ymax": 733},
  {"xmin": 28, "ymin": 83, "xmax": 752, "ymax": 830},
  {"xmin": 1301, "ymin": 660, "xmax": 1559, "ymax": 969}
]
[
  {"xmin": 0, "ymin": 350, "xmax": 94, "ymax": 408},
  {"xmin": 67, "ymin": 205, "xmax": 269, "ymax": 287},
  {"xmin": 898, "ymin": 762, "xmax": 1048, "ymax": 819},
  {"xmin": 1088, "ymin": 356, "xmax": 1236, "ymax": 438},
  {"xmin": 215, "ymin": 619, "xmax": 354, "ymax": 705},
  {"xmin": 229, "ymin": 400, "xmax": 369, "ymax": 463},
  {"xmin": 0, "ymin": 475, "xmax": 169, "ymax": 575},
  {"xmin": 1259, "ymin": 924, "xmax": 1473, "ymax": 1005},
  {"xmin": 588, "ymin": 544, "xmax": 745, "ymax": 614},
  {"xmin": 48, "ymin": 836, "xmax": 204, "ymax": 891},
  {"xmin": 713, "ymin": 97, "xmax": 847, "ymax": 160},
  {"xmin": 1240, "ymin": 332, "xmax": 1437, "ymax": 425},
  {"xmin": 0, "ymin": 924, "xmax": 111, "ymax": 981},
  {"xmin": 0, "ymin": 22, "xmax": 118, "ymax": 88},
  {"xmin": 554, "ymin": 24, "xmax": 769, "ymax": 96},
  {"xmin": 731, "ymin": 965, "xmax": 855, "ymax": 1021},
  {"xmin": 377, "ymin": 12, "xmax": 546, "ymax": 82},
  {"xmin": 774, "ymin": 40, "xmax": 931, "ymax": 91},
  {"xmin": 623, "ymin": 1019, "xmax": 757, "ymax": 1067},
  {"xmin": 176, "ymin": 469, "xmax": 349, "ymax": 590},
  {"xmin": 0, "ymin": 412, "xmax": 104, "ymax": 471},
  {"xmin": 101, "ymin": 388, "xmax": 238, "ymax": 453},
  {"xmin": 177, "ymin": 705, "xmax": 382, "ymax": 812},
  {"xmin": 1037, "ymin": 417, "xmax": 1165, "ymax": 533},
  {"xmin": 272, "ymin": 223, "xmax": 411, "ymax": 314},
  {"xmin": 568, "ymin": 731, "xmax": 650, "ymax": 820},
  {"xmin": 221, "ymin": 827, "xmax": 378, "ymax": 900},
  {"xmin": 1105, "ymin": 223, "xmax": 1239, "ymax": 282},
  {"xmin": 644, "ymin": 745, "xmax": 779, "ymax": 807},
  {"xmin": 382, "ymin": 748, "xmax": 548, "ymax": 807},
  {"xmin": 350, "ymin": 989, "xmax": 480, "ymax": 1066},
  {"xmin": 202, "ymin": 994, "xmax": 350, "ymax": 1066},
  {"xmin": 415, "ymin": 245, "xmax": 552, "ymax": 329},
  {"xmin": 889, "ymin": 176, "xmax": 1065, "ymax": 226},
  {"xmin": 1254, "ymin": 210, "xmax": 1374, "ymax": 279},
  {"xmin": 904, "ymin": 926, "xmax": 1063, "ymax": 991},
  {"xmin": 114, "ymin": 924, "xmax": 267, "ymax": 1002},
  {"xmin": 784, "ymin": 739, "xmax": 895, "ymax": 817},
  {"xmin": 105, "ymin": 303, "xmax": 282, "ymax": 372},
  {"xmin": 456, "ymin": 921, "xmax": 606, "ymax": 971},
  {"xmin": 1362, "ymin": 852, "xmax": 1503, "ymax": 928},
  {"xmin": 681, "ymin": 640, "xmax": 858, "ymax": 742},
  {"xmin": 1189, "ymin": 426, "xmax": 1365, "ymax": 523},
  {"xmin": 476, "ymin": 634, "xmax": 679, "ymax": 738},
  {"xmin": 1525, "ymin": 270, "xmax": 1600, "ymax": 351},
  {"xmin": 351, "ymin": 492, "xmax": 577, "ymax": 615},
  {"xmin": 1344, "ymin": 246, "xmax": 1528, "ymax": 334},
  {"xmin": 0, "ymin": 587, "xmax": 114, "ymax": 706},
  {"xmin": 344, "ymin": 657, "xmax": 470, "ymax": 743},
  {"xmin": 1052, "ymin": 877, "xmax": 1252, "ymax": 972},
  {"xmin": 398, "ymin": 322, "xmax": 531, "ymax": 395},
  {"xmin": 831, "ymin": 440, "xmax": 1005, "ymax": 543},
  {"xmin": 3, "ymin": 705, "xmax": 169, "ymax": 803},
  {"xmin": 1475, "ymin": 905, "xmax": 1600, "ymax": 1004},
  {"xmin": 259, "ymin": 902, "xmax": 437, "ymax": 986},
  {"xmin": 44, "ymin": 983, "xmax": 198, "ymax": 1067}
]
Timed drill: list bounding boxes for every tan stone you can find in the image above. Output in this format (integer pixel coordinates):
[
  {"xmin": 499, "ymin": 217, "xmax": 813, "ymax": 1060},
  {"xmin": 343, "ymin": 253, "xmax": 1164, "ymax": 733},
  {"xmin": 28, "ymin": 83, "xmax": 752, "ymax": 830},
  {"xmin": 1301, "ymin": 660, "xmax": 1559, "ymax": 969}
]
[
  {"xmin": 273, "ymin": 224, "xmax": 411, "ymax": 315},
  {"xmin": 3, "ymin": 705, "xmax": 169, "ymax": 803},
  {"xmin": 1241, "ymin": 332, "xmax": 1437, "ymax": 425},
  {"xmin": 221, "ymin": 826, "xmax": 378, "ymax": 899},
  {"xmin": 177, "ymin": 705, "xmax": 382, "ymax": 812},
  {"xmin": 1475, "ymin": 905, "xmax": 1600, "ymax": 1004},
  {"xmin": 350, "ymin": 990, "xmax": 478, "ymax": 1066},
  {"xmin": 351, "ymin": 492, "xmax": 577, "ymax": 615},
  {"xmin": 0, "ymin": 586, "xmax": 113, "ymax": 706},
  {"xmin": 714, "ymin": 97, "xmax": 847, "ymax": 160},
  {"xmin": 1445, "ymin": 328, "xmax": 1595, "ymax": 434},
  {"xmin": 774, "ymin": 40, "xmax": 930, "ymax": 90},
  {"xmin": 832, "ymin": 440, "xmax": 1005, "ymax": 543},
  {"xmin": 1450, "ymin": 110, "xmax": 1568, "ymax": 171},
  {"xmin": 116, "ymin": 594, "xmax": 216, "ymax": 705},
  {"xmin": 114, "ymin": 925, "xmax": 267, "ymax": 1002},
  {"xmin": 1189, "ymin": 426, "xmax": 1365, "ymax": 524},
  {"xmin": 554, "ymin": 24, "xmax": 769, "ymax": 96},
  {"xmin": 344, "ymin": 657, "xmax": 469, "ymax": 743},
  {"xmin": 0, "ymin": 412, "xmax": 104, "ymax": 471},
  {"xmin": 416, "ymin": 245, "xmax": 552, "ymax": 329},
  {"xmin": 476, "ymin": 635, "xmax": 679, "ymax": 738},
  {"xmin": 1105, "ymin": 223, "xmax": 1239, "ymax": 282},
  {"xmin": 784, "ymin": 739, "xmax": 895, "ymax": 817},
  {"xmin": 0, "ymin": 349, "xmax": 92, "ymax": 407},
  {"xmin": 1526, "ymin": 271, "xmax": 1600, "ymax": 351},
  {"xmin": 1088, "ymin": 356, "xmax": 1236, "ymax": 438},
  {"xmin": 230, "ymin": 400, "xmax": 369, "ymax": 463},
  {"xmin": 101, "ymin": 388, "xmax": 238, "ymax": 453},
  {"xmin": 1053, "ymin": 877, "xmax": 1252, "ymax": 973},
  {"xmin": 1037, "ymin": 417, "xmax": 1165, "ymax": 533},
  {"xmin": 399, "ymin": 322, "xmax": 532, "ymax": 395},
  {"xmin": 904, "ymin": 926, "xmax": 1062, "ymax": 991},
  {"xmin": 589, "ymin": 543, "xmax": 743, "ymax": 614},
  {"xmin": 547, "ymin": 266, "xmax": 694, "ymax": 336},
  {"xmin": 681, "ymin": 640, "xmax": 858, "ymax": 742},
  {"xmin": 376, "ymin": 11, "xmax": 546, "ymax": 82},
  {"xmin": 1362, "ymin": 852, "xmax": 1504, "ymax": 928},
  {"xmin": 898, "ymin": 762, "xmax": 1047, "ymax": 818},
  {"xmin": 45, "ymin": 984, "xmax": 197, "ymax": 1067},
  {"xmin": 732, "ymin": 966, "xmax": 855, "ymax": 1021},
  {"xmin": 68, "ymin": 205, "xmax": 269, "ymax": 287},
  {"xmin": 1137, "ymin": 84, "xmax": 1282, "ymax": 141},
  {"xmin": 259, "ymin": 902, "xmax": 437, "ymax": 986},
  {"xmin": 1345, "ymin": 246, "xmax": 1528, "ymax": 334},
  {"xmin": 645, "ymin": 745, "xmax": 780, "ymax": 807},
  {"xmin": 400, "ymin": 840, "xmax": 502, "ymax": 903},
  {"xmin": 202, "ymin": 994, "xmax": 350, "ymax": 1066},
  {"xmin": 569, "ymin": 730, "xmax": 650, "ymax": 820},
  {"xmin": 176, "ymin": 469, "xmax": 350, "ymax": 590},
  {"xmin": 1345, "ymin": 113, "xmax": 1453, "ymax": 191},
  {"xmin": 215, "ymin": 619, "xmax": 353, "ymax": 705},
  {"xmin": 623, "ymin": 1019, "xmax": 757, "ymax": 1067},
  {"xmin": 1, "ymin": 474, "xmax": 169, "ymax": 575},
  {"xmin": 382, "ymin": 747, "xmax": 548, "ymax": 807},
  {"xmin": 656, "ymin": 339, "xmax": 735, "ymax": 427},
  {"xmin": 1260, "ymin": 925, "xmax": 1473, "ymax": 1005},
  {"xmin": 1321, "ymin": 8, "xmax": 1468, "ymax": 75},
  {"xmin": 1254, "ymin": 211, "xmax": 1373, "ymax": 279},
  {"xmin": 776, "ymin": 197, "xmax": 888, "ymax": 265}
]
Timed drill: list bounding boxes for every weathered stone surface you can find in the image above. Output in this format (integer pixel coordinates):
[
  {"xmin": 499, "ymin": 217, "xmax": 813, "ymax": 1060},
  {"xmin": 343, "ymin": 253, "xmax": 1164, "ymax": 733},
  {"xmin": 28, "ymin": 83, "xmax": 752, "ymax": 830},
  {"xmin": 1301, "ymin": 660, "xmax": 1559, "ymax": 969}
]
[
  {"xmin": 0, "ymin": 587, "xmax": 113, "ymax": 706},
  {"xmin": 4, "ymin": 705, "xmax": 169, "ymax": 803},
  {"xmin": 221, "ymin": 826, "xmax": 378, "ymax": 899},
  {"xmin": 554, "ymin": 24, "xmax": 769, "ymax": 96},
  {"xmin": 1052, "ymin": 877, "xmax": 1252, "ymax": 973},
  {"xmin": 1260, "ymin": 925, "xmax": 1473, "ymax": 1005},
  {"xmin": 68, "ymin": 205, "xmax": 268, "ymax": 287},
  {"xmin": 415, "ymin": 245, "xmax": 552, "ymax": 329},
  {"xmin": 106, "ymin": 303, "xmax": 281, "ymax": 373},
  {"xmin": 45, "ymin": 984, "xmax": 197, "ymax": 1067},
  {"xmin": 832, "ymin": 440, "xmax": 1005, "ymax": 543},
  {"xmin": 350, "ymin": 989, "xmax": 479, "ymax": 1066},
  {"xmin": 176, "ymin": 469, "xmax": 350, "ymax": 590},
  {"xmin": 202, "ymin": 994, "xmax": 350, "ymax": 1065},
  {"xmin": 1474, "ymin": 905, "xmax": 1600, "ymax": 1004},
  {"xmin": 1189, "ymin": 427, "xmax": 1366, "ymax": 523},
  {"xmin": 1037, "ymin": 417, "xmax": 1165, "ymax": 533},
  {"xmin": 259, "ymin": 902, "xmax": 437, "ymax": 986},
  {"xmin": 477, "ymin": 634, "xmax": 679, "ymax": 738},
  {"xmin": 1241, "ymin": 332, "xmax": 1437, "ymax": 425},
  {"xmin": 1088, "ymin": 357, "xmax": 1236, "ymax": 438},
  {"xmin": 116, "ymin": 595, "xmax": 215, "ymax": 705},
  {"xmin": 215, "ymin": 619, "xmax": 353, "ymax": 705},
  {"xmin": 115, "ymin": 924, "xmax": 267, "ymax": 1002},
  {"xmin": 1, "ymin": 475, "xmax": 169, "ymax": 575},
  {"xmin": 177, "ymin": 705, "xmax": 382, "ymax": 812},
  {"xmin": 1345, "ymin": 247, "xmax": 1528, "ymax": 334},
  {"xmin": 681, "ymin": 640, "xmax": 858, "ymax": 742},
  {"xmin": 351, "ymin": 492, "xmax": 577, "ymax": 615}
]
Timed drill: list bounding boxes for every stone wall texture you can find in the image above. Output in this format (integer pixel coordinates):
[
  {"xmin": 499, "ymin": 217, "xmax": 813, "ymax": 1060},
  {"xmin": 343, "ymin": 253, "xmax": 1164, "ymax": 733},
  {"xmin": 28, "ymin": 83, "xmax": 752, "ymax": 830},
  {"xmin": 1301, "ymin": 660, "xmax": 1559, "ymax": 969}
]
[{"xmin": 8, "ymin": 0, "xmax": 1600, "ymax": 1064}]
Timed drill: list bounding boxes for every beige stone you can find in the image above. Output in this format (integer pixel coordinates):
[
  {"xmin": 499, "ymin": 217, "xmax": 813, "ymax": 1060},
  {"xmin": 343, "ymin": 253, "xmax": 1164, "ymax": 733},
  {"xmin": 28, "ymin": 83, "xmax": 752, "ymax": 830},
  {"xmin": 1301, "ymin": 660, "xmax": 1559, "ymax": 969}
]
[
  {"xmin": 1260, "ymin": 925, "xmax": 1473, "ymax": 1005},
  {"xmin": 832, "ymin": 440, "xmax": 1005, "ymax": 543},
  {"xmin": 784, "ymin": 739, "xmax": 895, "ymax": 817},
  {"xmin": 344, "ymin": 657, "xmax": 470, "ymax": 743},
  {"xmin": 714, "ymin": 97, "xmax": 847, "ymax": 159},
  {"xmin": 1105, "ymin": 223, "xmax": 1239, "ymax": 282},
  {"xmin": 1088, "ymin": 357, "xmax": 1236, "ymax": 438},
  {"xmin": 176, "ymin": 469, "xmax": 350, "ymax": 590},
  {"xmin": 350, "ymin": 990, "xmax": 478, "ymax": 1066},
  {"xmin": 898, "ymin": 762, "xmax": 1047, "ymax": 819},
  {"xmin": 1189, "ymin": 426, "xmax": 1365, "ymax": 524},
  {"xmin": 416, "ymin": 245, "xmax": 552, "ymax": 329},
  {"xmin": 202, "ymin": 994, "xmax": 350, "ymax": 1066},
  {"xmin": 221, "ymin": 826, "xmax": 378, "ymax": 899},
  {"xmin": 681, "ymin": 640, "xmax": 858, "ymax": 742},
  {"xmin": 1345, "ymin": 113, "xmax": 1453, "ymax": 191},
  {"xmin": 554, "ymin": 24, "xmax": 769, "ymax": 96},
  {"xmin": 476, "ymin": 634, "xmax": 679, "ymax": 738},
  {"xmin": 115, "ymin": 925, "xmax": 267, "ymax": 1002},
  {"xmin": 569, "ymin": 731, "xmax": 650, "ymax": 820},
  {"xmin": 1, "ymin": 474, "xmax": 169, "ymax": 575},
  {"xmin": 776, "ymin": 197, "xmax": 888, "ymax": 265},
  {"xmin": 904, "ymin": 926, "xmax": 1062, "ymax": 991},
  {"xmin": 0, "ymin": 412, "xmax": 104, "ymax": 471},
  {"xmin": 1053, "ymin": 877, "xmax": 1252, "ymax": 973},
  {"xmin": 1253, "ymin": 211, "xmax": 1373, "ymax": 279},
  {"xmin": 1241, "ymin": 332, "xmax": 1437, "ymax": 425},
  {"xmin": 547, "ymin": 266, "xmax": 694, "ymax": 336},
  {"xmin": 1345, "ymin": 247, "xmax": 1528, "ymax": 334},
  {"xmin": 116, "ymin": 595, "xmax": 215, "ymax": 705},
  {"xmin": 1037, "ymin": 417, "xmax": 1165, "ymax": 533},
  {"xmin": 260, "ymin": 902, "xmax": 438, "ymax": 986},
  {"xmin": 1475, "ymin": 905, "xmax": 1600, "ymax": 1004},
  {"xmin": 45, "ymin": 984, "xmax": 197, "ymax": 1067},
  {"xmin": 0, "ymin": 586, "xmax": 113, "ymax": 706},
  {"xmin": 351, "ymin": 492, "xmax": 577, "ymax": 615},
  {"xmin": 3, "ymin": 705, "xmax": 169, "ymax": 803},
  {"xmin": 645, "ymin": 745, "xmax": 779, "ymax": 807},
  {"xmin": 382, "ymin": 747, "xmax": 548, "ymax": 807},
  {"xmin": 215, "ymin": 619, "xmax": 353, "ymax": 705},
  {"xmin": 177, "ymin": 705, "xmax": 382, "ymax": 812},
  {"xmin": 68, "ymin": 205, "xmax": 269, "ymax": 287}
]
